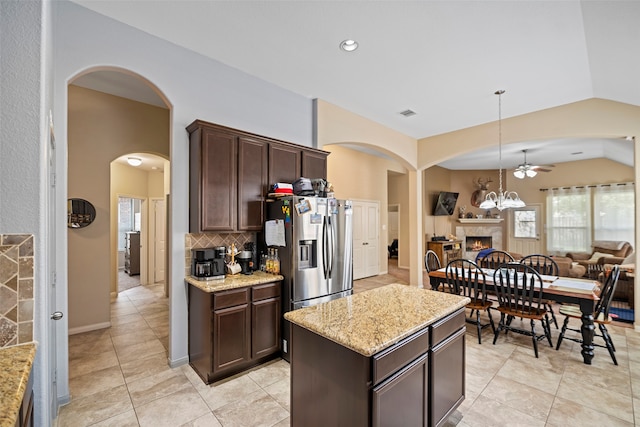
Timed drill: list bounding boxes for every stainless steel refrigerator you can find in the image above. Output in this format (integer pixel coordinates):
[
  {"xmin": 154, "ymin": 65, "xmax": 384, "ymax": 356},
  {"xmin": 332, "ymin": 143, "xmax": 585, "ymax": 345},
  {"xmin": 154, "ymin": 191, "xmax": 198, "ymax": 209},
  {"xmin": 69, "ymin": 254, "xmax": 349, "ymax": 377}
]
[{"xmin": 264, "ymin": 196, "xmax": 353, "ymax": 360}]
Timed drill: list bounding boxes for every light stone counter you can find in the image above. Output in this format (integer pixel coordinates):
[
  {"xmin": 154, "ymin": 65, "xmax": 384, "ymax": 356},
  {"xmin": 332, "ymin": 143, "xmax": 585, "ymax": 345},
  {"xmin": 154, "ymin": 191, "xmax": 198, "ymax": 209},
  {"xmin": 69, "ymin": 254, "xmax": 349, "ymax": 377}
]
[
  {"xmin": 285, "ymin": 283, "xmax": 469, "ymax": 357},
  {"xmin": 0, "ymin": 343, "xmax": 36, "ymax": 427},
  {"xmin": 185, "ymin": 270, "xmax": 284, "ymax": 293}
]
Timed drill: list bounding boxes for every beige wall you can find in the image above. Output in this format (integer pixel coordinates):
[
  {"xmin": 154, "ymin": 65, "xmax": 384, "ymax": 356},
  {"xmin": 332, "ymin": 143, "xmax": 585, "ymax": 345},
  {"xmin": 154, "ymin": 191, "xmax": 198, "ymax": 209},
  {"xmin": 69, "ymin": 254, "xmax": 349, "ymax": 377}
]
[
  {"xmin": 417, "ymin": 99, "xmax": 640, "ymax": 169},
  {"xmin": 324, "ymin": 144, "xmax": 406, "ymax": 274},
  {"xmin": 68, "ymin": 85, "xmax": 169, "ymax": 332}
]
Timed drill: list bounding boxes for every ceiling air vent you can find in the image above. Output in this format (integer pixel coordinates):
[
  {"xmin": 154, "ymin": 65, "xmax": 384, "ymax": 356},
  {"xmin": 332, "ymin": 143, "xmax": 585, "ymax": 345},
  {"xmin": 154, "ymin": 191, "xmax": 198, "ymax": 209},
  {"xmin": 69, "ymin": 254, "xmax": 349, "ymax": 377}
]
[{"xmin": 399, "ymin": 109, "xmax": 416, "ymax": 117}]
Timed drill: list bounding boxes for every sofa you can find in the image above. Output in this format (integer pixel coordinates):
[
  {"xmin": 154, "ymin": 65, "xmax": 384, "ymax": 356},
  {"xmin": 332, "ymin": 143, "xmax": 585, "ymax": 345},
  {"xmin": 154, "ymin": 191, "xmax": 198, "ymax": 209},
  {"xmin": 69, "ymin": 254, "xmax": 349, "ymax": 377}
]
[
  {"xmin": 566, "ymin": 240, "xmax": 634, "ymax": 278},
  {"xmin": 476, "ymin": 250, "xmax": 586, "ymax": 278}
]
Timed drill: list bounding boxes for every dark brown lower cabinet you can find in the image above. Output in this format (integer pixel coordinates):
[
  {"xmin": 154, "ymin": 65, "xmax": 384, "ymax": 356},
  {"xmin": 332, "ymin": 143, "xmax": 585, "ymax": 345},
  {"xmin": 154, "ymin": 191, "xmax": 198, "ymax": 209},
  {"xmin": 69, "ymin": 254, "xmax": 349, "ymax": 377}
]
[
  {"xmin": 188, "ymin": 281, "xmax": 281, "ymax": 384},
  {"xmin": 15, "ymin": 370, "xmax": 33, "ymax": 427},
  {"xmin": 372, "ymin": 353, "xmax": 429, "ymax": 427},
  {"xmin": 291, "ymin": 308, "xmax": 465, "ymax": 427}
]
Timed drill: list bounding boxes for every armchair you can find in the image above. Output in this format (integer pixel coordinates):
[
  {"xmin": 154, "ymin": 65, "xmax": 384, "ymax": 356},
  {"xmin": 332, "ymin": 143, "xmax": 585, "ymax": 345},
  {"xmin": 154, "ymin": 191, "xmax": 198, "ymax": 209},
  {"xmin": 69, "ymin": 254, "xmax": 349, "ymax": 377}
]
[{"xmin": 566, "ymin": 240, "xmax": 633, "ymax": 278}]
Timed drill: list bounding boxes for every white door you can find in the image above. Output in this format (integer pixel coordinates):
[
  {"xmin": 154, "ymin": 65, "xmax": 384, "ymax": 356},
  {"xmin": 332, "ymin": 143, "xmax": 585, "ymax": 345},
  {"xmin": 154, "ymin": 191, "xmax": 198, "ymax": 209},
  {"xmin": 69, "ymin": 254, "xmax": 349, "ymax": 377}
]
[
  {"xmin": 353, "ymin": 200, "xmax": 380, "ymax": 279},
  {"xmin": 152, "ymin": 199, "xmax": 166, "ymax": 283},
  {"xmin": 508, "ymin": 204, "xmax": 543, "ymax": 255}
]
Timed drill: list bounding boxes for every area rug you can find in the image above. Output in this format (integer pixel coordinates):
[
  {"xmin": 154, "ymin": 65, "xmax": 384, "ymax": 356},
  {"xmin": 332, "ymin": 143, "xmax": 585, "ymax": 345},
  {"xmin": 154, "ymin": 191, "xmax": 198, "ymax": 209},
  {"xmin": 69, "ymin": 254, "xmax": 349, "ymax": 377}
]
[{"xmin": 610, "ymin": 307, "xmax": 634, "ymax": 324}]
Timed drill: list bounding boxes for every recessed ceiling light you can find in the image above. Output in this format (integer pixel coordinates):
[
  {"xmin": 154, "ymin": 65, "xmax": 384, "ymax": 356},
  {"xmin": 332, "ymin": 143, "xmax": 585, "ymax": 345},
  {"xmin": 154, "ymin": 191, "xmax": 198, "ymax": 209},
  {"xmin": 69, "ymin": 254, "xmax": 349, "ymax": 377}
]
[
  {"xmin": 339, "ymin": 39, "xmax": 358, "ymax": 52},
  {"xmin": 127, "ymin": 157, "xmax": 142, "ymax": 166}
]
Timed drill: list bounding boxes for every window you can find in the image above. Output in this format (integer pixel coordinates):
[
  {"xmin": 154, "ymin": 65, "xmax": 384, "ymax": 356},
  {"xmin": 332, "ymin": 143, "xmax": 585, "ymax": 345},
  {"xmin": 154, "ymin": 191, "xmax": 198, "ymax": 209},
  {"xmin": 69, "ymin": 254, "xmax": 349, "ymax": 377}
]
[
  {"xmin": 513, "ymin": 208, "xmax": 537, "ymax": 238},
  {"xmin": 593, "ymin": 184, "xmax": 635, "ymax": 242},
  {"xmin": 546, "ymin": 184, "xmax": 634, "ymax": 254}
]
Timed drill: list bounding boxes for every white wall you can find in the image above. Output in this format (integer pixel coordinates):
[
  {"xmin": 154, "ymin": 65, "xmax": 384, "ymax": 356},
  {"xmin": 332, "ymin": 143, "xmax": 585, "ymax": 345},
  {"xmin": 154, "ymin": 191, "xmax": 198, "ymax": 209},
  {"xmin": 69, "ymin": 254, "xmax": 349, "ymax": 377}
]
[
  {"xmin": 1, "ymin": 1, "xmax": 56, "ymax": 425},
  {"xmin": 53, "ymin": 0, "xmax": 315, "ymax": 377}
]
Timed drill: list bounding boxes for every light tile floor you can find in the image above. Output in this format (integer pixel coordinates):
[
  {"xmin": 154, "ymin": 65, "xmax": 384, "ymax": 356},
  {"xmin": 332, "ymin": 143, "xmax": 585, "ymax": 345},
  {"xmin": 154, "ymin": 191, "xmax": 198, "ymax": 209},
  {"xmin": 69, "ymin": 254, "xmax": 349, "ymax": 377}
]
[{"xmin": 57, "ymin": 262, "xmax": 640, "ymax": 426}]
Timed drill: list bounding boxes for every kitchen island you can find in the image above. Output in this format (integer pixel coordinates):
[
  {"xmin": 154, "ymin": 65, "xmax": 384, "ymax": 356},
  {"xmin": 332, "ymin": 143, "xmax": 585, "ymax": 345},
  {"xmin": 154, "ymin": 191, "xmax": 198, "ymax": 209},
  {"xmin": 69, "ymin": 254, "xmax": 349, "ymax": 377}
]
[
  {"xmin": 285, "ymin": 283, "xmax": 470, "ymax": 427},
  {"xmin": 186, "ymin": 271, "xmax": 284, "ymax": 384}
]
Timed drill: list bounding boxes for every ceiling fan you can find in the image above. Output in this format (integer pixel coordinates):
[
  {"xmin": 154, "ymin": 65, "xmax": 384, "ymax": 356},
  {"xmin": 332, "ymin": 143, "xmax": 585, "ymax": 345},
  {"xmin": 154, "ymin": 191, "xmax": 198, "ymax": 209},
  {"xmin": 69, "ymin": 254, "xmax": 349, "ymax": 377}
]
[{"xmin": 513, "ymin": 149, "xmax": 554, "ymax": 179}]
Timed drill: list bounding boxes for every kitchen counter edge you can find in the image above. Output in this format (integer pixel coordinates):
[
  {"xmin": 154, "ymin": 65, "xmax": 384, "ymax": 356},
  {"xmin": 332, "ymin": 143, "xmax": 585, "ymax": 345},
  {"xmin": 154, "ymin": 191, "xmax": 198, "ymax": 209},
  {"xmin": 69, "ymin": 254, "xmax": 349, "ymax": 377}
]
[
  {"xmin": 185, "ymin": 271, "xmax": 284, "ymax": 293},
  {"xmin": 0, "ymin": 342, "xmax": 37, "ymax": 427},
  {"xmin": 285, "ymin": 284, "xmax": 470, "ymax": 357}
]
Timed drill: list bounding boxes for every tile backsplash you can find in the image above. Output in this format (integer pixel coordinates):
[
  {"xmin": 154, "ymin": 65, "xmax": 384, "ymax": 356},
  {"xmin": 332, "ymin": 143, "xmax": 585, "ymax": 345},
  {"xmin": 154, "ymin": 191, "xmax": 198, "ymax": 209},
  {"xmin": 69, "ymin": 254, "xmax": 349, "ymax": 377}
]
[
  {"xmin": 184, "ymin": 232, "xmax": 256, "ymax": 277},
  {"xmin": 0, "ymin": 234, "xmax": 34, "ymax": 347}
]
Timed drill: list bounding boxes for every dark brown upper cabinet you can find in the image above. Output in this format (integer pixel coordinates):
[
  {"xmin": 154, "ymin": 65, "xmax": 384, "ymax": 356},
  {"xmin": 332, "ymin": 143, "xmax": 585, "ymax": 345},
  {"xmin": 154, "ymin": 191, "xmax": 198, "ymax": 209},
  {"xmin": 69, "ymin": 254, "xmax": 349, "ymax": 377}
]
[
  {"xmin": 187, "ymin": 119, "xmax": 328, "ymax": 233},
  {"xmin": 268, "ymin": 143, "xmax": 301, "ymax": 185}
]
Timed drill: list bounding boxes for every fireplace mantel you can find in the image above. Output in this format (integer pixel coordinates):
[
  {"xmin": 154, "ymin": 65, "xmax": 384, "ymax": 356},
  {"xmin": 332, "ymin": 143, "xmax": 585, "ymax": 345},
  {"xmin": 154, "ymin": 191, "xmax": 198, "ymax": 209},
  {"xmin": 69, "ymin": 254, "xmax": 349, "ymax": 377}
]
[{"xmin": 457, "ymin": 218, "xmax": 503, "ymax": 224}]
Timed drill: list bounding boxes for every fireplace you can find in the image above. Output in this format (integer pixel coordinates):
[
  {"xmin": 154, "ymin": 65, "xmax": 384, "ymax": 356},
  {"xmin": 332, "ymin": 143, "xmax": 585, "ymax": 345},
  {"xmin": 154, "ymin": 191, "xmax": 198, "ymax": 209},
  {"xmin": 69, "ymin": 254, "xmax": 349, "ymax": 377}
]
[
  {"xmin": 466, "ymin": 236, "xmax": 492, "ymax": 252},
  {"xmin": 456, "ymin": 225, "xmax": 502, "ymax": 259}
]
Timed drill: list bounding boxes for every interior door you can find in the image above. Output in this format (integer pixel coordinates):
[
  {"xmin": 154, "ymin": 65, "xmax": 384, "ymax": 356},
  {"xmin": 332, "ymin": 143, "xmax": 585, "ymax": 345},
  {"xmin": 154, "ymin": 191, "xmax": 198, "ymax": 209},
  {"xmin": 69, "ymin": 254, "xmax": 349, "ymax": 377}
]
[
  {"xmin": 152, "ymin": 199, "xmax": 166, "ymax": 283},
  {"xmin": 352, "ymin": 200, "xmax": 380, "ymax": 280},
  {"xmin": 508, "ymin": 204, "xmax": 543, "ymax": 255}
]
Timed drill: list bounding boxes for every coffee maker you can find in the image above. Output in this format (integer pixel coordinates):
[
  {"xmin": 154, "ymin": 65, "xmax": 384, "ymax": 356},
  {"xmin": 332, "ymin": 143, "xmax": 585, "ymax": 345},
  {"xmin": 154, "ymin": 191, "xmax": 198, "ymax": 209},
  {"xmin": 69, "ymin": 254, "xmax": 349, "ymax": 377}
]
[{"xmin": 192, "ymin": 247, "xmax": 225, "ymax": 280}]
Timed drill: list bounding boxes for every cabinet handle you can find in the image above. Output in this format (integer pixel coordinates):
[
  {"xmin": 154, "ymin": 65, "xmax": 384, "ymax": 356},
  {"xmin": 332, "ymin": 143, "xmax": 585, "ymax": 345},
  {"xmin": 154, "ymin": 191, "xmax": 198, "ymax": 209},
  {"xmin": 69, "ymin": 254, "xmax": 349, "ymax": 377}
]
[{"xmin": 51, "ymin": 311, "xmax": 64, "ymax": 321}]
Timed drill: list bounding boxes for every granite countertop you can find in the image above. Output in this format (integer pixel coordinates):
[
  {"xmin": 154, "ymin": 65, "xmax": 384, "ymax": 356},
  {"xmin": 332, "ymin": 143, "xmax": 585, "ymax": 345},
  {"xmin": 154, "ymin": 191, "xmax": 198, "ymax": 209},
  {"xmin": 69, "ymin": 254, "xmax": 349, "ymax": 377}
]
[
  {"xmin": 186, "ymin": 270, "xmax": 284, "ymax": 292},
  {"xmin": 0, "ymin": 343, "xmax": 37, "ymax": 427},
  {"xmin": 285, "ymin": 284, "xmax": 470, "ymax": 357}
]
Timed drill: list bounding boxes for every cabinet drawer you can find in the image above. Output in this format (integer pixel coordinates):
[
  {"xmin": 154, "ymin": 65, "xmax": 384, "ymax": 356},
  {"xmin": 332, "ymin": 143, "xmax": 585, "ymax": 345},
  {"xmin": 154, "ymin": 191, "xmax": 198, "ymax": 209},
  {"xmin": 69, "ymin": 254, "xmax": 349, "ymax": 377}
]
[
  {"xmin": 372, "ymin": 327, "xmax": 429, "ymax": 385},
  {"xmin": 214, "ymin": 288, "xmax": 249, "ymax": 310},
  {"xmin": 431, "ymin": 308, "xmax": 465, "ymax": 348},
  {"xmin": 252, "ymin": 282, "xmax": 281, "ymax": 301}
]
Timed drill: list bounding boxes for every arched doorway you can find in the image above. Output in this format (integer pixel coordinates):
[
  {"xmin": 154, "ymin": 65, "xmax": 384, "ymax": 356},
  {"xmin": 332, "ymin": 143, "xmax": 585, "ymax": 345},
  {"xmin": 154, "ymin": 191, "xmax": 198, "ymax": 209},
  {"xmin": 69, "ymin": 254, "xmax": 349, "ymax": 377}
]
[{"xmin": 64, "ymin": 67, "xmax": 171, "ymax": 398}]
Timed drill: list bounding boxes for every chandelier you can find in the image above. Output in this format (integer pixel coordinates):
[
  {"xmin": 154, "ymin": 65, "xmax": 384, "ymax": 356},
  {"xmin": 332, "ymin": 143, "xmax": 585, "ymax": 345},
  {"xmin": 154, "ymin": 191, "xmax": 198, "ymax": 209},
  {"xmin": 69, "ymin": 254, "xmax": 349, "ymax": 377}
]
[{"xmin": 479, "ymin": 90, "xmax": 526, "ymax": 211}]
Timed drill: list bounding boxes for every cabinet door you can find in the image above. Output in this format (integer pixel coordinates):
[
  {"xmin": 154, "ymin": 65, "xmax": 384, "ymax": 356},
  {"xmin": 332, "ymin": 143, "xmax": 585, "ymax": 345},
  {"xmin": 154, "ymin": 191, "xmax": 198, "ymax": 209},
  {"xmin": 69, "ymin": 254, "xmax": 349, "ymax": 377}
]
[
  {"xmin": 197, "ymin": 128, "xmax": 237, "ymax": 231},
  {"xmin": 430, "ymin": 328, "xmax": 465, "ymax": 427},
  {"xmin": 372, "ymin": 353, "xmax": 429, "ymax": 427},
  {"xmin": 251, "ymin": 296, "xmax": 281, "ymax": 359},
  {"xmin": 301, "ymin": 150, "xmax": 328, "ymax": 180},
  {"xmin": 238, "ymin": 136, "xmax": 268, "ymax": 231},
  {"xmin": 213, "ymin": 304, "xmax": 251, "ymax": 373},
  {"xmin": 269, "ymin": 143, "xmax": 300, "ymax": 184}
]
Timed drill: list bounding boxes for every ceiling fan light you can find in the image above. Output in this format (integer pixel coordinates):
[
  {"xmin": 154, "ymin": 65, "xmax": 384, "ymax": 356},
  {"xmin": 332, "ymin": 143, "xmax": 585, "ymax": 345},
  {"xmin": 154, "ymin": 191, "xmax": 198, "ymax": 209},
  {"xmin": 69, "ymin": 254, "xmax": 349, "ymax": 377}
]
[
  {"xmin": 526, "ymin": 169, "xmax": 537, "ymax": 178},
  {"xmin": 513, "ymin": 169, "xmax": 525, "ymax": 179}
]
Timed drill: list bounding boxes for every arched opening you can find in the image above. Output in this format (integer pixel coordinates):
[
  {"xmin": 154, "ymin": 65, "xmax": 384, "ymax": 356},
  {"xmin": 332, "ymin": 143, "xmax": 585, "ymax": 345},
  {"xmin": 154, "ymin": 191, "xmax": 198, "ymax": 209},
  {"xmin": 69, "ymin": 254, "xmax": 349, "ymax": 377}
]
[{"xmin": 65, "ymin": 67, "xmax": 172, "ymax": 380}]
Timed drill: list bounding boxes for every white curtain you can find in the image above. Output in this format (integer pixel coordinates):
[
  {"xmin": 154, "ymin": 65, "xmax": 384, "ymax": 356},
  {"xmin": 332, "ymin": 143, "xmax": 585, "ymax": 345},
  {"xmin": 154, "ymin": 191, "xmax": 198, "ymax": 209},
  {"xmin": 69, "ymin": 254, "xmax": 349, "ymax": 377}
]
[
  {"xmin": 593, "ymin": 183, "xmax": 635, "ymax": 243},
  {"xmin": 546, "ymin": 186, "xmax": 591, "ymax": 254}
]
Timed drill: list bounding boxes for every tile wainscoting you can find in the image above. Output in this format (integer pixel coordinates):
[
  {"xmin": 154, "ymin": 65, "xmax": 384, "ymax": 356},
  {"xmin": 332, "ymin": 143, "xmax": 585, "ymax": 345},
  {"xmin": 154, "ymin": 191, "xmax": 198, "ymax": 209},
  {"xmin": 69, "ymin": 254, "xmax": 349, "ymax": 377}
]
[
  {"xmin": 184, "ymin": 232, "xmax": 256, "ymax": 277},
  {"xmin": 0, "ymin": 234, "xmax": 34, "ymax": 348}
]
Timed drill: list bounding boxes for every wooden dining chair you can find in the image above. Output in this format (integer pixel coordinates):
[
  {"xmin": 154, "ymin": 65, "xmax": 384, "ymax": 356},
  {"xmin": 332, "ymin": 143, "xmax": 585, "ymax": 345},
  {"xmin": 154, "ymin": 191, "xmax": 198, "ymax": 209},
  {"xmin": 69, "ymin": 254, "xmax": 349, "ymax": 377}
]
[
  {"xmin": 425, "ymin": 249, "xmax": 445, "ymax": 291},
  {"xmin": 492, "ymin": 263, "xmax": 553, "ymax": 357},
  {"xmin": 520, "ymin": 254, "xmax": 560, "ymax": 328},
  {"xmin": 477, "ymin": 250, "xmax": 515, "ymax": 270},
  {"xmin": 556, "ymin": 265, "xmax": 621, "ymax": 364},
  {"xmin": 445, "ymin": 259, "xmax": 495, "ymax": 344}
]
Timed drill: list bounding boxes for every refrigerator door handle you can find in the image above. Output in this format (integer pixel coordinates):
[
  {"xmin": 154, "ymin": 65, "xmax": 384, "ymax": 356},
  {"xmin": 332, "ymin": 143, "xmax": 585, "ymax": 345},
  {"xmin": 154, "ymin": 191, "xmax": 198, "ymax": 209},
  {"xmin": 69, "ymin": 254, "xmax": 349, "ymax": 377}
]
[
  {"xmin": 326, "ymin": 216, "xmax": 333, "ymax": 278},
  {"xmin": 322, "ymin": 216, "xmax": 329, "ymax": 279}
]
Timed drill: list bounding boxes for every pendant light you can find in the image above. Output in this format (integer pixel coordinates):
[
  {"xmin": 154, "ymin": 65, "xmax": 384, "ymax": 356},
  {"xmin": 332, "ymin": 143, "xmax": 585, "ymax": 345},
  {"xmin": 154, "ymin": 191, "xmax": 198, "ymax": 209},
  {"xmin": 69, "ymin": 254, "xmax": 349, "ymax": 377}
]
[{"xmin": 479, "ymin": 90, "xmax": 525, "ymax": 211}]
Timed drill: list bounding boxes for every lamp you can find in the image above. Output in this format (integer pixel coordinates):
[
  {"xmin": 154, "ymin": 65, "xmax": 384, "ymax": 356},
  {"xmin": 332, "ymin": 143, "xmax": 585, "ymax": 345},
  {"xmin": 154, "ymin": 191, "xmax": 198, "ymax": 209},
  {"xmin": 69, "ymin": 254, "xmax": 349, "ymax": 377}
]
[
  {"xmin": 127, "ymin": 157, "xmax": 142, "ymax": 167},
  {"xmin": 479, "ymin": 90, "xmax": 526, "ymax": 211}
]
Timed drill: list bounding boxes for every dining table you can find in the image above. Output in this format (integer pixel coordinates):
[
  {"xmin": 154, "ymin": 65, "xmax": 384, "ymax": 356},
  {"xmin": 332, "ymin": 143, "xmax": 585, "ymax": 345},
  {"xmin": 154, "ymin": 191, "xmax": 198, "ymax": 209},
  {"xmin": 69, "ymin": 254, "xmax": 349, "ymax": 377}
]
[{"xmin": 428, "ymin": 267, "xmax": 601, "ymax": 365}]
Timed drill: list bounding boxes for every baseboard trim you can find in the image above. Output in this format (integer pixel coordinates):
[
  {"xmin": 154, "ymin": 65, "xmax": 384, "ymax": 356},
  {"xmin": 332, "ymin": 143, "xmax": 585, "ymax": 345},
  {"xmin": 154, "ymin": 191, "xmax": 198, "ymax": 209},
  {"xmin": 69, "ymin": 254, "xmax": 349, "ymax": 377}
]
[
  {"xmin": 69, "ymin": 322, "xmax": 111, "ymax": 335},
  {"xmin": 169, "ymin": 355, "xmax": 189, "ymax": 368}
]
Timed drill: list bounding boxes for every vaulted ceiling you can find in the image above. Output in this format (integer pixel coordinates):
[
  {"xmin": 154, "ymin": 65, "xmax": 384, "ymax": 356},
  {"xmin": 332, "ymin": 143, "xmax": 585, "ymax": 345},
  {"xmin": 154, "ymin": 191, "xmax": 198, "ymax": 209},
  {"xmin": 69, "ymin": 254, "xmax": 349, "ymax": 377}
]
[{"xmin": 70, "ymin": 0, "xmax": 639, "ymax": 169}]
